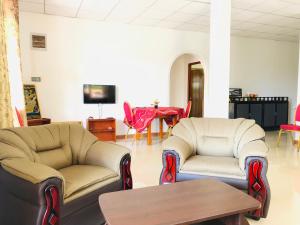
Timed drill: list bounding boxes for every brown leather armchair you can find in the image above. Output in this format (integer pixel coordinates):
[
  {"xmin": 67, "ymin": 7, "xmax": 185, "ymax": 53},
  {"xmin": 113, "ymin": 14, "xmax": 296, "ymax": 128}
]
[
  {"xmin": 0, "ymin": 123, "xmax": 132, "ymax": 225},
  {"xmin": 160, "ymin": 118, "xmax": 270, "ymax": 220}
]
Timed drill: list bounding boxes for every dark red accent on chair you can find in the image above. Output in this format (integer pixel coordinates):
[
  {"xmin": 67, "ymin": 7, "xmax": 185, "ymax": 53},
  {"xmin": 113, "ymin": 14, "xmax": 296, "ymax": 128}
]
[
  {"xmin": 248, "ymin": 160, "xmax": 267, "ymax": 218},
  {"xmin": 122, "ymin": 157, "xmax": 133, "ymax": 190},
  {"xmin": 42, "ymin": 186, "xmax": 60, "ymax": 225},
  {"xmin": 161, "ymin": 153, "xmax": 176, "ymax": 184}
]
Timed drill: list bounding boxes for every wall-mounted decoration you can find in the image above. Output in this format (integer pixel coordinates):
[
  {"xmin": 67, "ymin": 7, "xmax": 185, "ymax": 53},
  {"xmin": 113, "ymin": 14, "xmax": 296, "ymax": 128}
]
[
  {"xmin": 23, "ymin": 84, "xmax": 41, "ymax": 119},
  {"xmin": 31, "ymin": 34, "xmax": 46, "ymax": 49},
  {"xmin": 31, "ymin": 76, "xmax": 41, "ymax": 82}
]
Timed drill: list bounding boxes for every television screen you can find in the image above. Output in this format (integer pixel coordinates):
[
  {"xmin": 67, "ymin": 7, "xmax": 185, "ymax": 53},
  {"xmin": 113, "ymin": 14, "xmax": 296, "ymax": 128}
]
[{"xmin": 83, "ymin": 84, "xmax": 116, "ymax": 104}]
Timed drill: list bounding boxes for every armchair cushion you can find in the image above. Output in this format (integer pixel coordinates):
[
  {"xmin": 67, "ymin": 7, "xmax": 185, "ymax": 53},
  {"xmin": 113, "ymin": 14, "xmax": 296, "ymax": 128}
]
[
  {"xmin": 162, "ymin": 136, "xmax": 193, "ymax": 169},
  {"xmin": 85, "ymin": 142, "xmax": 129, "ymax": 175},
  {"xmin": 60, "ymin": 165, "xmax": 118, "ymax": 198},
  {"xmin": 239, "ymin": 140, "xmax": 268, "ymax": 170},
  {"xmin": 180, "ymin": 155, "xmax": 246, "ymax": 179},
  {"xmin": 1, "ymin": 158, "xmax": 65, "ymax": 185}
]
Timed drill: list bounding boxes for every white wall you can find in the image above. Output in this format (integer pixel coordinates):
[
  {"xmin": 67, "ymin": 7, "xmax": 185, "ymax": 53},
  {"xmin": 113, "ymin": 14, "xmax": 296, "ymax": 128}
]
[
  {"xmin": 19, "ymin": 12, "xmax": 299, "ymax": 134},
  {"xmin": 19, "ymin": 12, "xmax": 210, "ymax": 135},
  {"xmin": 169, "ymin": 54, "xmax": 199, "ymax": 108},
  {"xmin": 230, "ymin": 37, "xmax": 299, "ymax": 122}
]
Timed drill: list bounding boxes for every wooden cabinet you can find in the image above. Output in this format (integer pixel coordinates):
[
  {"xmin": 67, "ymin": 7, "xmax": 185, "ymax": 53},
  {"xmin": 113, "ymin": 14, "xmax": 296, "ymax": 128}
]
[
  {"xmin": 229, "ymin": 97, "xmax": 288, "ymax": 130},
  {"xmin": 87, "ymin": 118, "xmax": 116, "ymax": 142}
]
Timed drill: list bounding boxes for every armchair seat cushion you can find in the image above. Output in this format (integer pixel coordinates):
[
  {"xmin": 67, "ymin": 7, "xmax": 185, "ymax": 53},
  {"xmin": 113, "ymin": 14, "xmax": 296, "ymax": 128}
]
[
  {"xmin": 59, "ymin": 165, "xmax": 118, "ymax": 198},
  {"xmin": 180, "ymin": 155, "xmax": 246, "ymax": 180}
]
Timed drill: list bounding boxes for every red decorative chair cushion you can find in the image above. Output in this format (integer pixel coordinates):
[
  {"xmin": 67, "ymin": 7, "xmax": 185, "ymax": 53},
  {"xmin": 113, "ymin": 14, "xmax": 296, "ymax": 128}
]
[{"xmin": 280, "ymin": 124, "xmax": 300, "ymax": 131}]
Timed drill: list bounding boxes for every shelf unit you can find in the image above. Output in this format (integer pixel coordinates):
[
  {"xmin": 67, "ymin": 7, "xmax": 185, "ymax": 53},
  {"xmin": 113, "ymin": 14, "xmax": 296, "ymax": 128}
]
[{"xmin": 229, "ymin": 97, "xmax": 289, "ymax": 131}]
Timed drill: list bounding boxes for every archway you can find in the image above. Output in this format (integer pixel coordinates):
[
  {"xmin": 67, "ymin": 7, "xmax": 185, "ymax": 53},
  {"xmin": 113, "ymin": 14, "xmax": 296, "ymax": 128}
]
[{"xmin": 169, "ymin": 53, "xmax": 204, "ymax": 117}]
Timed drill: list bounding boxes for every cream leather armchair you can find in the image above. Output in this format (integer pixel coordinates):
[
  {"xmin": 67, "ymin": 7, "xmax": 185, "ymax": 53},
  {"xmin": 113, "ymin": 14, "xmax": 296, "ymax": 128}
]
[
  {"xmin": 160, "ymin": 118, "xmax": 270, "ymax": 219},
  {"xmin": 0, "ymin": 123, "xmax": 132, "ymax": 225}
]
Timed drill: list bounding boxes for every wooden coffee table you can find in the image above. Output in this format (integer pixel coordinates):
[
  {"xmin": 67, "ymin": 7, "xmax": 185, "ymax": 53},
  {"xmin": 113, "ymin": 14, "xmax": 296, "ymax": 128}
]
[{"xmin": 99, "ymin": 179, "xmax": 260, "ymax": 225}]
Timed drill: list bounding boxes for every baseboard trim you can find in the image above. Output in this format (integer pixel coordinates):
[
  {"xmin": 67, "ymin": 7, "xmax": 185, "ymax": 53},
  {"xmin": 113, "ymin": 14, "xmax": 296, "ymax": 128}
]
[{"xmin": 116, "ymin": 132, "xmax": 168, "ymax": 140}]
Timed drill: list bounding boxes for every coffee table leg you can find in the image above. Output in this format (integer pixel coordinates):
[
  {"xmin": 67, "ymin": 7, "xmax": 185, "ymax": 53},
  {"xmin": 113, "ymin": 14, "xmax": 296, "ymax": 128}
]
[{"xmin": 221, "ymin": 214, "xmax": 249, "ymax": 225}]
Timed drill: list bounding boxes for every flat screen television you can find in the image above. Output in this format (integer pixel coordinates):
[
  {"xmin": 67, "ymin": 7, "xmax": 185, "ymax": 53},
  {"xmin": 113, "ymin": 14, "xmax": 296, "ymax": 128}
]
[{"xmin": 83, "ymin": 84, "xmax": 116, "ymax": 104}]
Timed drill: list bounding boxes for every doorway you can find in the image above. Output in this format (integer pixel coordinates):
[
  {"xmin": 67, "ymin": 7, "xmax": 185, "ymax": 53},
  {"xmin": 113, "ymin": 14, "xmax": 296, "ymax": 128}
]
[
  {"xmin": 169, "ymin": 54, "xmax": 204, "ymax": 117},
  {"xmin": 188, "ymin": 62, "xmax": 204, "ymax": 117}
]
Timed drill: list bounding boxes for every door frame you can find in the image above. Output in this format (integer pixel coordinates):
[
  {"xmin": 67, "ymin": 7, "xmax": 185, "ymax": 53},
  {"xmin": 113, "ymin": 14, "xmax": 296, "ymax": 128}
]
[{"xmin": 188, "ymin": 61, "xmax": 204, "ymax": 117}]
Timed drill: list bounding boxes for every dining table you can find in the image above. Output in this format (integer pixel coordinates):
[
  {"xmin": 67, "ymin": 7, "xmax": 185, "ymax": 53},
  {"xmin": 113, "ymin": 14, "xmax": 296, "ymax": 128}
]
[{"xmin": 132, "ymin": 106, "xmax": 185, "ymax": 145}]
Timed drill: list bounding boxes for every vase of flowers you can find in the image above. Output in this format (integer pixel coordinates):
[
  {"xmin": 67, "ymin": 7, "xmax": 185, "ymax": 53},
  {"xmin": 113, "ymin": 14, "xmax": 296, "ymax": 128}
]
[{"xmin": 152, "ymin": 99, "xmax": 160, "ymax": 109}]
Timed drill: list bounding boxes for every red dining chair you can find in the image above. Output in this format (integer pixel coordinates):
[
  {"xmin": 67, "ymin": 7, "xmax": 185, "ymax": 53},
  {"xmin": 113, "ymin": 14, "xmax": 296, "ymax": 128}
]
[
  {"xmin": 123, "ymin": 101, "xmax": 135, "ymax": 140},
  {"xmin": 277, "ymin": 104, "xmax": 300, "ymax": 151},
  {"xmin": 165, "ymin": 101, "xmax": 192, "ymax": 136},
  {"xmin": 15, "ymin": 107, "xmax": 24, "ymax": 127},
  {"xmin": 183, "ymin": 100, "xmax": 192, "ymax": 118}
]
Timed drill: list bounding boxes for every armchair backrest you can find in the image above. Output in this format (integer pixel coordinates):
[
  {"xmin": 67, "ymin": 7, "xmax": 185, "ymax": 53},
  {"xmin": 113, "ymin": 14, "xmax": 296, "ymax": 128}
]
[
  {"xmin": 171, "ymin": 118, "xmax": 265, "ymax": 158},
  {"xmin": 0, "ymin": 124, "xmax": 97, "ymax": 169}
]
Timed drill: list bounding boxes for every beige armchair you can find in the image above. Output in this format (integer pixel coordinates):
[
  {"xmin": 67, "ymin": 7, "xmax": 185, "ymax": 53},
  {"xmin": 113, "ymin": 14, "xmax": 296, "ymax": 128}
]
[
  {"xmin": 160, "ymin": 118, "xmax": 270, "ymax": 220},
  {"xmin": 0, "ymin": 123, "xmax": 132, "ymax": 225}
]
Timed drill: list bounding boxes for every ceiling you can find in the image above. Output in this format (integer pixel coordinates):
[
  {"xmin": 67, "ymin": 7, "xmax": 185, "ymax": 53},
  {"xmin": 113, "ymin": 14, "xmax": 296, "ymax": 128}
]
[{"xmin": 19, "ymin": 0, "xmax": 300, "ymax": 42}]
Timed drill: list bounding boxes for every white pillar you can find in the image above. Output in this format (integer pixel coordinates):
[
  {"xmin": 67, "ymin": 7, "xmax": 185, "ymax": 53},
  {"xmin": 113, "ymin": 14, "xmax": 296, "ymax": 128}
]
[
  {"xmin": 296, "ymin": 32, "xmax": 300, "ymax": 125},
  {"xmin": 297, "ymin": 34, "xmax": 300, "ymax": 105},
  {"xmin": 294, "ymin": 34, "xmax": 300, "ymax": 142},
  {"xmin": 206, "ymin": 0, "xmax": 231, "ymax": 118}
]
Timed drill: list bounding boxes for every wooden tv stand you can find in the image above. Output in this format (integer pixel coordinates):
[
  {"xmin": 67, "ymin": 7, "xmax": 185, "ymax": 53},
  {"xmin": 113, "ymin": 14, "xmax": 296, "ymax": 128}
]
[{"xmin": 87, "ymin": 118, "xmax": 116, "ymax": 142}]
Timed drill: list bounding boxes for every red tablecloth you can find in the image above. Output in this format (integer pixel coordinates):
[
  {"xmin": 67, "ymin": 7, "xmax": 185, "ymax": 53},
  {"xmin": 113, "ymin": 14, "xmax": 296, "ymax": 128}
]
[{"xmin": 130, "ymin": 107, "xmax": 184, "ymax": 132}]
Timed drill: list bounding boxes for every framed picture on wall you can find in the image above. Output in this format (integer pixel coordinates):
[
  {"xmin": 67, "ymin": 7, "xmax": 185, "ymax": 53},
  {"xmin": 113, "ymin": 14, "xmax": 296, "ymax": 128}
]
[{"xmin": 23, "ymin": 84, "xmax": 41, "ymax": 119}]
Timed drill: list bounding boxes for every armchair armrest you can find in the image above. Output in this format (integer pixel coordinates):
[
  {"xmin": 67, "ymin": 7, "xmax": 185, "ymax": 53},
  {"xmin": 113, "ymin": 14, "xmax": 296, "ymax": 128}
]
[
  {"xmin": 239, "ymin": 141, "xmax": 270, "ymax": 219},
  {"xmin": 0, "ymin": 159, "xmax": 64, "ymax": 225},
  {"xmin": 162, "ymin": 136, "xmax": 193, "ymax": 169},
  {"xmin": 1, "ymin": 158, "xmax": 65, "ymax": 185},
  {"xmin": 238, "ymin": 140, "xmax": 268, "ymax": 170},
  {"xmin": 85, "ymin": 141, "xmax": 130, "ymax": 175}
]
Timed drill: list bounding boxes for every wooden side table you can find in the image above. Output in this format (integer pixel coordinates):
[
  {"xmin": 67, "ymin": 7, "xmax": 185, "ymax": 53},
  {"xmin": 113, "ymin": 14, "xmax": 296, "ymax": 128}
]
[
  {"xmin": 87, "ymin": 118, "xmax": 116, "ymax": 142},
  {"xmin": 27, "ymin": 118, "xmax": 51, "ymax": 126}
]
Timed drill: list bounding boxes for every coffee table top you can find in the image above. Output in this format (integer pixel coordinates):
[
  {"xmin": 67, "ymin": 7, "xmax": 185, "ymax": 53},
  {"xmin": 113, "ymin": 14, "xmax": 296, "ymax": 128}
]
[{"xmin": 99, "ymin": 179, "xmax": 260, "ymax": 225}]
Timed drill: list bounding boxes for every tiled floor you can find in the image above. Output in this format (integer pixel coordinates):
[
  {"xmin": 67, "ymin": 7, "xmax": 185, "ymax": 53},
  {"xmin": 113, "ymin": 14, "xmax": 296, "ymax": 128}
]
[{"xmin": 118, "ymin": 131, "xmax": 300, "ymax": 225}]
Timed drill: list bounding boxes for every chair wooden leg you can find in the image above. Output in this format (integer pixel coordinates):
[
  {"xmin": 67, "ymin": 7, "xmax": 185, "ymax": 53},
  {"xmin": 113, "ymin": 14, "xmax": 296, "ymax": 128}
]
[
  {"xmin": 125, "ymin": 127, "xmax": 131, "ymax": 140},
  {"xmin": 167, "ymin": 127, "xmax": 172, "ymax": 137},
  {"xmin": 147, "ymin": 124, "xmax": 152, "ymax": 145},
  {"xmin": 277, "ymin": 129, "xmax": 283, "ymax": 147},
  {"xmin": 288, "ymin": 132, "xmax": 294, "ymax": 144},
  {"xmin": 135, "ymin": 131, "xmax": 141, "ymax": 140},
  {"xmin": 297, "ymin": 134, "xmax": 300, "ymax": 152}
]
